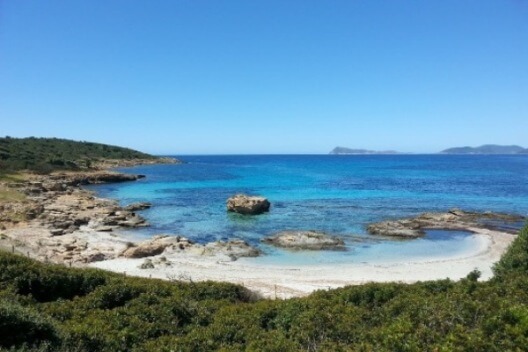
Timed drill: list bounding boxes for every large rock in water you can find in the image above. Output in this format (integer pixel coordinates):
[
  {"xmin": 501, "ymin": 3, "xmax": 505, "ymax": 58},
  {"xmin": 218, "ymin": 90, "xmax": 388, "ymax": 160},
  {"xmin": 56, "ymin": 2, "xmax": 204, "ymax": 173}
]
[
  {"xmin": 262, "ymin": 231, "xmax": 345, "ymax": 250},
  {"xmin": 226, "ymin": 194, "xmax": 270, "ymax": 215}
]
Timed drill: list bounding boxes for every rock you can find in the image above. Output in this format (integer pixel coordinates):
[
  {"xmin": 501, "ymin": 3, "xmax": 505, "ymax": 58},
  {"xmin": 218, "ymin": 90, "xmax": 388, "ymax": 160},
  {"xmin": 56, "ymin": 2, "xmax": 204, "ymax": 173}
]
[
  {"xmin": 26, "ymin": 205, "xmax": 44, "ymax": 220},
  {"xmin": 367, "ymin": 209, "xmax": 526, "ymax": 239},
  {"xmin": 120, "ymin": 235, "xmax": 192, "ymax": 258},
  {"xmin": 84, "ymin": 252, "xmax": 106, "ymax": 263},
  {"xmin": 226, "ymin": 194, "xmax": 270, "ymax": 215},
  {"xmin": 367, "ymin": 221, "xmax": 425, "ymax": 238},
  {"xmin": 73, "ymin": 216, "xmax": 90, "ymax": 226},
  {"xmin": 49, "ymin": 229, "xmax": 64, "ymax": 236},
  {"xmin": 124, "ymin": 202, "xmax": 152, "ymax": 211},
  {"xmin": 44, "ymin": 182, "xmax": 66, "ymax": 192},
  {"xmin": 94, "ymin": 226, "xmax": 114, "ymax": 232},
  {"xmin": 139, "ymin": 258, "xmax": 155, "ymax": 269},
  {"xmin": 118, "ymin": 214, "xmax": 148, "ymax": 227},
  {"xmin": 202, "ymin": 239, "xmax": 261, "ymax": 259},
  {"xmin": 262, "ymin": 231, "xmax": 346, "ymax": 250}
]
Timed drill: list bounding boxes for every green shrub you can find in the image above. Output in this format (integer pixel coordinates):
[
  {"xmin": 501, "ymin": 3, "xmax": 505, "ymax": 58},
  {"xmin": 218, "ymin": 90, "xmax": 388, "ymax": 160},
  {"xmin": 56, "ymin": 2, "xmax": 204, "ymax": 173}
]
[
  {"xmin": 493, "ymin": 222, "xmax": 528, "ymax": 278},
  {"xmin": 0, "ymin": 223, "xmax": 527, "ymax": 351},
  {"xmin": 0, "ymin": 299, "xmax": 60, "ymax": 349}
]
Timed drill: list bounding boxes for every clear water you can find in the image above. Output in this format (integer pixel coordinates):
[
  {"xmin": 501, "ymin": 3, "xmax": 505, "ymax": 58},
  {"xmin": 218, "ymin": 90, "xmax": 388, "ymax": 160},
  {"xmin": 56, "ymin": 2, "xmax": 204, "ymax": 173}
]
[{"xmin": 87, "ymin": 155, "xmax": 528, "ymax": 265}]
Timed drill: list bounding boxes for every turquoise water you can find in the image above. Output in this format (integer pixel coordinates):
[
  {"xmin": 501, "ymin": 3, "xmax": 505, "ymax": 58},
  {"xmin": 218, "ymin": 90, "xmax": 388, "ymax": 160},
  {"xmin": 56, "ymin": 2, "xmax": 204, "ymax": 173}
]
[{"xmin": 88, "ymin": 155, "xmax": 528, "ymax": 264}]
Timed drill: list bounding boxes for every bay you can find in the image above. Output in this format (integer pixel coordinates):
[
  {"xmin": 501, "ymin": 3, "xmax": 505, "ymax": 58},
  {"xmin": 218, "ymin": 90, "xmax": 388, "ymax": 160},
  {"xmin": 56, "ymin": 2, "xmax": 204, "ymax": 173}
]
[{"xmin": 88, "ymin": 154, "xmax": 528, "ymax": 265}]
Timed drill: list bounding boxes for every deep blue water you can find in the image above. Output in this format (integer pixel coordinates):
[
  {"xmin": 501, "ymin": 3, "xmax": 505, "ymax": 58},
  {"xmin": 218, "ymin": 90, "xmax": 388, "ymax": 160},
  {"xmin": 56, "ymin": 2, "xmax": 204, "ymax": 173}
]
[{"xmin": 88, "ymin": 155, "xmax": 528, "ymax": 264}]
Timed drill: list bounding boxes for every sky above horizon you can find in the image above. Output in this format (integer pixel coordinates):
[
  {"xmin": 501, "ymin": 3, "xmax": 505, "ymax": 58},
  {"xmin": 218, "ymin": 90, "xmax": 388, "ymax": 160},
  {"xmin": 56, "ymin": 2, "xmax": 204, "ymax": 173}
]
[{"xmin": 1, "ymin": 1, "xmax": 527, "ymax": 155}]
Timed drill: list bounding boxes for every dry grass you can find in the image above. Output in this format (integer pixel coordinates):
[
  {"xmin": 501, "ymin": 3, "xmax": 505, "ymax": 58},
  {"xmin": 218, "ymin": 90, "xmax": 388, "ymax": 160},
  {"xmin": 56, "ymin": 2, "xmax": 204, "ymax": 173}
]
[
  {"xmin": 0, "ymin": 185, "xmax": 26, "ymax": 203},
  {"xmin": 0, "ymin": 173, "xmax": 28, "ymax": 183}
]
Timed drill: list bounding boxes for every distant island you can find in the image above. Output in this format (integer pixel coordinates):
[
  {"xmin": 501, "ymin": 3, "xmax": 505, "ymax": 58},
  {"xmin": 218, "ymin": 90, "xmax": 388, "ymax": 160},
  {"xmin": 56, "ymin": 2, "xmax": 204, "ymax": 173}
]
[
  {"xmin": 329, "ymin": 146, "xmax": 401, "ymax": 155},
  {"xmin": 440, "ymin": 144, "xmax": 527, "ymax": 154}
]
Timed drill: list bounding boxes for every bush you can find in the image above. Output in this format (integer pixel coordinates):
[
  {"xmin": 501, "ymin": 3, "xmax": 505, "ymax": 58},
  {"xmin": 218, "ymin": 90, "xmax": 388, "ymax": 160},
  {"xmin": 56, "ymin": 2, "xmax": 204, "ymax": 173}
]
[
  {"xmin": 0, "ymin": 299, "xmax": 60, "ymax": 349},
  {"xmin": 0, "ymin": 223, "xmax": 528, "ymax": 351}
]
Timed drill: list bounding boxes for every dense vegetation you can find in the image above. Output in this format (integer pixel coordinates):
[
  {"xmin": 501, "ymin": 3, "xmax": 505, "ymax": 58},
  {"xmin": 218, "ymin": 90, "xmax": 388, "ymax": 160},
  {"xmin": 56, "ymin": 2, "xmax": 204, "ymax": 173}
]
[
  {"xmin": 0, "ymin": 137, "xmax": 157, "ymax": 174},
  {"xmin": 0, "ymin": 224, "xmax": 527, "ymax": 351}
]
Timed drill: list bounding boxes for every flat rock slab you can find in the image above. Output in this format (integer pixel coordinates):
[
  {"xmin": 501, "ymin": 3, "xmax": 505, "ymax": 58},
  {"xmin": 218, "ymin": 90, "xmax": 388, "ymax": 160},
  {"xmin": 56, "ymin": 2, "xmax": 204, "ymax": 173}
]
[
  {"xmin": 367, "ymin": 208, "xmax": 526, "ymax": 239},
  {"xmin": 121, "ymin": 235, "xmax": 193, "ymax": 258},
  {"xmin": 227, "ymin": 194, "xmax": 270, "ymax": 215},
  {"xmin": 262, "ymin": 231, "xmax": 346, "ymax": 250},
  {"xmin": 201, "ymin": 239, "xmax": 261, "ymax": 260}
]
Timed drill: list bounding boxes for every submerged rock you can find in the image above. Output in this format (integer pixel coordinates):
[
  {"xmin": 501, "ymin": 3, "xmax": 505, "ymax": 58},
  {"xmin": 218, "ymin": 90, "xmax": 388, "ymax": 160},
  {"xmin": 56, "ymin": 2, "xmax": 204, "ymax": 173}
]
[
  {"xmin": 262, "ymin": 231, "xmax": 346, "ymax": 250},
  {"xmin": 227, "ymin": 194, "xmax": 270, "ymax": 215}
]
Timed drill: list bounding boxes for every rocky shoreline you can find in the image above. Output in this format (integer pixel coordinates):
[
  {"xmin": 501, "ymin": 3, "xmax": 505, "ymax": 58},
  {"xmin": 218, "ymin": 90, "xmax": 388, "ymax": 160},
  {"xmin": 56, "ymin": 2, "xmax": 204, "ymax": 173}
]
[
  {"xmin": 0, "ymin": 164, "xmax": 260, "ymax": 267},
  {"xmin": 367, "ymin": 209, "xmax": 525, "ymax": 239},
  {"xmin": 1, "ymin": 168, "xmax": 525, "ymax": 266},
  {"xmin": 1, "ymin": 163, "xmax": 526, "ymax": 297}
]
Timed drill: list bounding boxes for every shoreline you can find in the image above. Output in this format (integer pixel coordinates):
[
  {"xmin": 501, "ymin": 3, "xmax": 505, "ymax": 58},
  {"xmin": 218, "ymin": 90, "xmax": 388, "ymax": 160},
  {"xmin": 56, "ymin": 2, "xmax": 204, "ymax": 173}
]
[
  {"xmin": 0, "ymin": 164, "xmax": 521, "ymax": 299},
  {"xmin": 90, "ymin": 227, "xmax": 514, "ymax": 299}
]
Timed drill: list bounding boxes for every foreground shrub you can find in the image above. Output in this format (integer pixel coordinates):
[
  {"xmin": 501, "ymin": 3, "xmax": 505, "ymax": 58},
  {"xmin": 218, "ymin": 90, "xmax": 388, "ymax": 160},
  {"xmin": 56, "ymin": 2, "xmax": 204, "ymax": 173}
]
[
  {"xmin": 0, "ymin": 224, "xmax": 527, "ymax": 351},
  {"xmin": 0, "ymin": 299, "xmax": 59, "ymax": 349}
]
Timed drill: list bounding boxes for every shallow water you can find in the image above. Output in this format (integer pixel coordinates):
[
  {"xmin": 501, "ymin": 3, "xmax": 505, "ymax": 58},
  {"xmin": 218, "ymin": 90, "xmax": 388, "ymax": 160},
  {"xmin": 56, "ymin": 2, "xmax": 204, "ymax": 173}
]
[{"xmin": 88, "ymin": 154, "xmax": 528, "ymax": 265}]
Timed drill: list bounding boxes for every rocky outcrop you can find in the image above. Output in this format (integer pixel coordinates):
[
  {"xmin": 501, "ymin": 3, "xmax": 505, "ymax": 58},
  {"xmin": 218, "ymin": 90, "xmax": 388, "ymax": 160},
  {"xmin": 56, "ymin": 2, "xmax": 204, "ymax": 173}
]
[
  {"xmin": 367, "ymin": 209, "xmax": 526, "ymax": 239},
  {"xmin": 121, "ymin": 235, "xmax": 194, "ymax": 258},
  {"xmin": 47, "ymin": 171, "xmax": 145, "ymax": 187},
  {"xmin": 262, "ymin": 231, "xmax": 345, "ymax": 250},
  {"xmin": 200, "ymin": 239, "xmax": 261, "ymax": 260},
  {"xmin": 366, "ymin": 221, "xmax": 424, "ymax": 238},
  {"xmin": 121, "ymin": 235, "xmax": 260, "ymax": 261},
  {"xmin": 227, "ymin": 194, "xmax": 270, "ymax": 215}
]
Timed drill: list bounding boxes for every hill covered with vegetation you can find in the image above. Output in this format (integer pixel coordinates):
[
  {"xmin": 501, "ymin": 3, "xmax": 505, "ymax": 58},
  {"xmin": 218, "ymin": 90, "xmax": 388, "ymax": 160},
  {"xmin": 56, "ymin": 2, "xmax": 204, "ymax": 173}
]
[
  {"xmin": 0, "ymin": 137, "xmax": 159, "ymax": 174},
  {"xmin": 0, "ymin": 223, "xmax": 527, "ymax": 351}
]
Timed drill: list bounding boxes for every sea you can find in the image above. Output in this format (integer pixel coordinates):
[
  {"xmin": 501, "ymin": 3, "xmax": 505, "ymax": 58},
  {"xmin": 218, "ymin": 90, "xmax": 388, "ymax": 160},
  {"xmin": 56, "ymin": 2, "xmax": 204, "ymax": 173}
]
[{"xmin": 87, "ymin": 154, "xmax": 528, "ymax": 265}]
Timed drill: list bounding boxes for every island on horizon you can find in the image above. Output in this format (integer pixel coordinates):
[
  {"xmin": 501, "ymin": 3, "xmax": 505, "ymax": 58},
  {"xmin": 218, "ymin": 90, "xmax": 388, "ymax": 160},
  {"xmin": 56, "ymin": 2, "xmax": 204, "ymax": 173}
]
[
  {"xmin": 329, "ymin": 146, "xmax": 402, "ymax": 155},
  {"xmin": 440, "ymin": 144, "xmax": 527, "ymax": 154}
]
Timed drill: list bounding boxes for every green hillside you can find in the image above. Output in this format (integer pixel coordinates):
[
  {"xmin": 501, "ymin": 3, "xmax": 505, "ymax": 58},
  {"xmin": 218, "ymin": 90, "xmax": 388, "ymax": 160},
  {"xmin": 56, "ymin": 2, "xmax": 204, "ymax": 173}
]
[
  {"xmin": 1, "ymin": 224, "xmax": 527, "ymax": 351},
  {"xmin": 0, "ymin": 137, "xmax": 158, "ymax": 174}
]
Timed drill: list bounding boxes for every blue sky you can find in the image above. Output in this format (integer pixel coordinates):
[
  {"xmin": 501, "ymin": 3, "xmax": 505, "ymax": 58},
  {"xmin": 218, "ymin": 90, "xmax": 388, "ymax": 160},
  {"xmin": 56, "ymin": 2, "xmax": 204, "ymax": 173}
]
[{"xmin": 1, "ymin": 1, "xmax": 527, "ymax": 154}]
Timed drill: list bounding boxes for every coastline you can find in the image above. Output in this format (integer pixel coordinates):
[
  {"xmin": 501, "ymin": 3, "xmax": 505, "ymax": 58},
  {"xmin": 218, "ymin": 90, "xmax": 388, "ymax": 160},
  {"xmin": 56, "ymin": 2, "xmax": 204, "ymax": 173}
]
[
  {"xmin": 90, "ymin": 227, "xmax": 514, "ymax": 299},
  {"xmin": 0, "ymin": 162, "xmax": 520, "ymax": 299}
]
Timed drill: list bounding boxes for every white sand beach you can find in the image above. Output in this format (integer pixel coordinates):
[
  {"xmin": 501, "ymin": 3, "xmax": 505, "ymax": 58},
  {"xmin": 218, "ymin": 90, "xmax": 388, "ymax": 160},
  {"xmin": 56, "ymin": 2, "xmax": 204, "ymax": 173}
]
[{"xmin": 91, "ymin": 227, "xmax": 515, "ymax": 299}]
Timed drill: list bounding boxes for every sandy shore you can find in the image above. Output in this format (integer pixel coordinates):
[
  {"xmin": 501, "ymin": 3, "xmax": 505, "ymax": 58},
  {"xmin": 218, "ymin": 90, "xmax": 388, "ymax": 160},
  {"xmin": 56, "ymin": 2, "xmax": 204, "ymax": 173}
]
[
  {"xmin": 0, "ymin": 169, "xmax": 520, "ymax": 299},
  {"xmin": 91, "ymin": 227, "xmax": 515, "ymax": 299}
]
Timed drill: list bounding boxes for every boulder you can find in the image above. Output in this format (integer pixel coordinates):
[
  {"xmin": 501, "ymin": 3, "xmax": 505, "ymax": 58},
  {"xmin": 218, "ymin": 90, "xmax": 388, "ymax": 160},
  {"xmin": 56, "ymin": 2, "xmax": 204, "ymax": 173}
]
[
  {"xmin": 84, "ymin": 252, "xmax": 106, "ymax": 263},
  {"xmin": 227, "ymin": 194, "xmax": 270, "ymax": 215},
  {"xmin": 120, "ymin": 235, "xmax": 193, "ymax": 258},
  {"xmin": 367, "ymin": 221, "xmax": 425, "ymax": 238},
  {"xmin": 202, "ymin": 239, "xmax": 261, "ymax": 260},
  {"xmin": 262, "ymin": 231, "xmax": 346, "ymax": 250},
  {"xmin": 117, "ymin": 214, "xmax": 148, "ymax": 227},
  {"xmin": 49, "ymin": 229, "xmax": 64, "ymax": 236}
]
